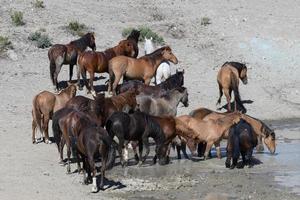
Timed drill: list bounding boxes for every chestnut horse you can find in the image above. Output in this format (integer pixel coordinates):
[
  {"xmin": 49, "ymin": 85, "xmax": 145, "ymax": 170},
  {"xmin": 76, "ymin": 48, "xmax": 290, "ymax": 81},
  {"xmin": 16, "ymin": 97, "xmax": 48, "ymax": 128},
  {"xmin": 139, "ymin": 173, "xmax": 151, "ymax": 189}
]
[
  {"xmin": 48, "ymin": 32, "xmax": 96, "ymax": 90},
  {"xmin": 175, "ymin": 112, "xmax": 242, "ymax": 159},
  {"xmin": 108, "ymin": 46, "xmax": 178, "ymax": 95},
  {"xmin": 225, "ymin": 119, "xmax": 258, "ymax": 169},
  {"xmin": 189, "ymin": 107, "xmax": 276, "ymax": 154},
  {"xmin": 217, "ymin": 62, "xmax": 248, "ymax": 112},
  {"xmin": 77, "ymin": 39, "xmax": 136, "ymax": 95},
  {"xmin": 32, "ymin": 84, "xmax": 76, "ymax": 144}
]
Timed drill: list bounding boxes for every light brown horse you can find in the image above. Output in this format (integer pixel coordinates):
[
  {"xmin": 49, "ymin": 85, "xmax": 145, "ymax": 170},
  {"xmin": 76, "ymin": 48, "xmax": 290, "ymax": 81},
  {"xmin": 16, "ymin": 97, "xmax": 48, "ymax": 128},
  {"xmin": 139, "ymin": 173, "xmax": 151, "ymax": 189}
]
[
  {"xmin": 108, "ymin": 46, "xmax": 178, "ymax": 95},
  {"xmin": 77, "ymin": 39, "xmax": 136, "ymax": 95},
  {"xmin": 190, "ymin": 107, "xmax": 276, "ymax": 154},
  {"xmin": 175, "ymin": 112, "xmax": 242, "ymax": 159},
  {"xmin": 32, "ymin": 84, "xmax": 77, "ymax": 144},
  {"xmin": 48, "ymin": 32, "xmax": 96, "ymax": 91},
  {"xmin": 217, "ymin": 62, "xmax": 248, "ymax": 112}
]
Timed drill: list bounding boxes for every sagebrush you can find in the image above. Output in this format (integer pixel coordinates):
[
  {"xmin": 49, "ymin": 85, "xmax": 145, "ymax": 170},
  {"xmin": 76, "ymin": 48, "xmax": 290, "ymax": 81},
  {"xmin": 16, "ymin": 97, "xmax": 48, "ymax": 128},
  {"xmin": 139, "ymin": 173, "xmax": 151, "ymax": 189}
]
[
  {"xmin": 0, "ymin": 36, "xmax": 13, "ymax": 54},
  {"xmin": 28, "ymin": 31, "xmax": 52, "ymax": 48},
  {"xmin": 32, "ymin": 0, "xmax": 45, "ymax": 8},
  {"xmin": 11, "ymin": 11, "xmax": 25, "ymax": 26},
  {"xmin": 67, "ymin": 21, "xmax": 87, "ymax": 36}
]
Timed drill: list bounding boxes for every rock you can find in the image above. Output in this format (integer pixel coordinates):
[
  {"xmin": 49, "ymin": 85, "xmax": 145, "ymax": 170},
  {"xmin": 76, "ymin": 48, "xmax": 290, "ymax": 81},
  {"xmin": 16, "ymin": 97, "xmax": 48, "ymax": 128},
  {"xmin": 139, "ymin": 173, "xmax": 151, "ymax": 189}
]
[{"xmin": 6, "ymin": 50, "xmax": 18, "ymax": 61}]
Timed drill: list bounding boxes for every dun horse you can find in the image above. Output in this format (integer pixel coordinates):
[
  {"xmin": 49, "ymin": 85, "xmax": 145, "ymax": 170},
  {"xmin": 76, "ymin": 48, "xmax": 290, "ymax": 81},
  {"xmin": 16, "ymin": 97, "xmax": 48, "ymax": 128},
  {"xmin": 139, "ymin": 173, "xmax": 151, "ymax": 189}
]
[
  {"xmin": 175, "ymin": 112, "xmax": 242, "ymax": 159},
  {"xmin": 117, "ymin": 70, "xmax": 184, "ymax": 96},
  {"xmin": 108, "ymin": 46, "xmax": 178, "ymax": 95},
  {"xmin": 32, "ymin": 84, "xmax": 76, "ymax": 144},
  {"xmin": 217, "ymin": 62, "xmax": 248, "ymax": 112},
  {"xmin": 77, "ymin": 39, "xmax": 136, "ymax": 95},
  {"xmin": 225, "ymin": 119, "xmax": 257, "ymax": 169},
  {"xmin": 48, "ymin": 33, "xmax": 96, "ymax": 90}
]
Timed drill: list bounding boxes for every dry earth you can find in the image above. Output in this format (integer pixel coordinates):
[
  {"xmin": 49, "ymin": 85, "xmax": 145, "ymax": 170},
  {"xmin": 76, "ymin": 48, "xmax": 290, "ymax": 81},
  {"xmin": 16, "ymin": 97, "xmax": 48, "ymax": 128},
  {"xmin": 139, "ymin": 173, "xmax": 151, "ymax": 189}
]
[{"xmin": 0, "ymin": 0, "xmax": 300, "ymax": 199}]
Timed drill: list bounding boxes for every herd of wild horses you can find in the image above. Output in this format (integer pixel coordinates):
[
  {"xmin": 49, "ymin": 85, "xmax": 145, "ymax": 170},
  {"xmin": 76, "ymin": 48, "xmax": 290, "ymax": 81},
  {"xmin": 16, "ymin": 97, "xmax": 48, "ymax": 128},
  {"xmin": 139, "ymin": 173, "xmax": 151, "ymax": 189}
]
[{"xmin": 32, "ymin": 30, "xmax": 276, "ymax": 192}]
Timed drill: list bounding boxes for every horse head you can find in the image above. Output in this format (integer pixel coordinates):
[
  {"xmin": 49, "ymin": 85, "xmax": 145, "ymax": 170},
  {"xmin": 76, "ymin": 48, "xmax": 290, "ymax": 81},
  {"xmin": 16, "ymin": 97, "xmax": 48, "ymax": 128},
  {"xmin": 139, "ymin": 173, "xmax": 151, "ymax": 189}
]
[
  {"xmin": 119, "ymin": 40, "xmax": 135, "ymax": 57},
  {"xmin": 65, "ymin": 83, "xmax": 77, "ymax": 97},
  {"xmin": 176, "ymin": 87, "xmax": 189, "ymax": 107},
  {"xmin": 161, "ymin": 46, "xmax": 178, "ymax": 64},
  {"xmin": 86, "ymin": 32, "xmax": 96, "ymax": 51},
  {"xmin": 262, "ymin": 125, "xmax": 276, "ymax": 154},
  {"xmin": 239, "ymin": 64, "xmax": 248, "ymax": 84}
]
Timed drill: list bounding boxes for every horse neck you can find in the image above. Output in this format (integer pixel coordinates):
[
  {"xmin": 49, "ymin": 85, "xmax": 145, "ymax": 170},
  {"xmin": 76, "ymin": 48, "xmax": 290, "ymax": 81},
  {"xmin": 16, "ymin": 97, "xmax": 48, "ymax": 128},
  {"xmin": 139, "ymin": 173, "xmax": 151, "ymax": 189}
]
[
  {"xmin": 58, "ymin": 89, "xmax": 73, "ymax": 102},
  {"xmin": 242, "ymin": 115, "xmax": 263, "ymax": 137},
  {"xmin": 103, "ymin": 47, "xmax": 117, "ymax": 60},
  {"xmin": 169, "ymin": 91, "xmax": 183, "ymax": 111},
  {"xmin": 71, "ymin": 37, "xmax": 89, "ymax": 52}
]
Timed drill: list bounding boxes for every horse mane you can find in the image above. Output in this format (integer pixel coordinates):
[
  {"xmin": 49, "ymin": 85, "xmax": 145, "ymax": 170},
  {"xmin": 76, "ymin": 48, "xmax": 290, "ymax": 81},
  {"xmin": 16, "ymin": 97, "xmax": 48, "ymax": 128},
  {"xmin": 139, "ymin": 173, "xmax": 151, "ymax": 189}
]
[
  {"xmin": 222, "ymin": 61, "xmax": 247, "ymax": 75},
  {"xmin": 159, "ymin": 71, "xmax": 184, "ymax": 90},
  {"xmin": 244, "ymin": 114, "xmax": 275, "ymax": 138},
  {"xmin": 69, "ymin": 32, "xmax": 93, "ymax": 51},
  {"xmin": 126, "ymin": 29, "xmax": 140, "ymax": 43}
]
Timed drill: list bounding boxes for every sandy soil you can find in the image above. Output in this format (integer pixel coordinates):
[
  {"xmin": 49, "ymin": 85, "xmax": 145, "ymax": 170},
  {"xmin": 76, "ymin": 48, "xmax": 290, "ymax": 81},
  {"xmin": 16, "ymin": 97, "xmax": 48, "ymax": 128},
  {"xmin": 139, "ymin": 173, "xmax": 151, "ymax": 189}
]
[{"xmin": 0, "ymin": 0, "xmax": 300, "ymax": 199}]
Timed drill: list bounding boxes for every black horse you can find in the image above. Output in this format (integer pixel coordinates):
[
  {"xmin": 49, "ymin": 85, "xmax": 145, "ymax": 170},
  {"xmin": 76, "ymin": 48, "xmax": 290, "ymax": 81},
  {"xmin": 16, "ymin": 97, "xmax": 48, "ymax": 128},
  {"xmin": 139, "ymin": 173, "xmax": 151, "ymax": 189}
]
[
  {"xmin": 106, "ymin": 110, "xmax": 169, "ymax": 166},
  {"xmin": 126, "ymin": 29, "xmax": 140, "ymax": 58},
  {"xmin": 116, "ymin": 70, "xmax": 184, "ymax": 96},
  {"xmin": 225, "ymin": 119, "xmax": 257, "ymax": 169}
]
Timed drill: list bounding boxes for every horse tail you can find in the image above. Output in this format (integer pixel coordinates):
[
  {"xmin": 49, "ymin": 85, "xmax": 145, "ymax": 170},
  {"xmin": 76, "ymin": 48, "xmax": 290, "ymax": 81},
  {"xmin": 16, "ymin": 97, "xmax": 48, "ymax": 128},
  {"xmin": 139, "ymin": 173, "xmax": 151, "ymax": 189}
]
[
  {"xmin": 99, "ymin": 128, "xmax": 116, "ymax": 170},
  {"xmin": 231, "ymin": 73, "xmax": 246, "ymax": 112},
  {"xmin": 49, "ymin": 60, "xmax": 56, "ymax": 85},
  {"xmin": 32, "ymin": 95, "xmax": 43, "ymax": 133}
]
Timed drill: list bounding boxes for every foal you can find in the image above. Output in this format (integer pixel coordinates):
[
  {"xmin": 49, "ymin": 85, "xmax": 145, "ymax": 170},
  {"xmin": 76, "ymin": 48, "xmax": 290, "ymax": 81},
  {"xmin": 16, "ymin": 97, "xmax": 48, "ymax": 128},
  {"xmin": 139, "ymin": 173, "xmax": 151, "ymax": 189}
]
[
  {"xmin": 225, "ymin": 119, "xmax": 257, "ymax": 169},
  {"xmin": 217, "ymin": 62, "xmax": 248, "ymax": 112},
  {"xmin": 32, "ymin": 84, "xmax": 76, "ymax": 144}
]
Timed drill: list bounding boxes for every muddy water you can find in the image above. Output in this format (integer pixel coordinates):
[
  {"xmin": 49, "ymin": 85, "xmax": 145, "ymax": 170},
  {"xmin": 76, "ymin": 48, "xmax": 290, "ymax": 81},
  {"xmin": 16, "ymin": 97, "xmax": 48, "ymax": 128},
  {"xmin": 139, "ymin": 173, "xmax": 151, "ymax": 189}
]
[{"xmin": 94, "ymin": 120, "xmax": 300, "ymax": 199}]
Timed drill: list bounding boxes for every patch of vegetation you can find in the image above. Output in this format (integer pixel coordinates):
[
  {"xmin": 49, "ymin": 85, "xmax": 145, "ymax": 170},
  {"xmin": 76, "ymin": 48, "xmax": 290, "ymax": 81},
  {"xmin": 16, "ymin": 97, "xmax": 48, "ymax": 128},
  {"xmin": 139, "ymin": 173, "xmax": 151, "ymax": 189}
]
[
  {"xmin": 0, "ymin": 36, "xmax": 13, "ymax": 54},
  {"xmin": 28, "ymin": 31, "xmax": 52, "ymax": 48},
  {"xmin": 122, "ymin": 26, "xmax": 164, "ymax": 45},
  {"xmin": 32, "ymin": 0, "xmax": 45, "ymax": 8},
  {"xmin": 67, "ymin": 21, "xmax": 88, "ymax": 36},
  {"xmin": 201, "ymin": 17, "xmax": 211, "ymax": 26},
  {"xmin": 10, "ymin": 11, "xmax": 25, "ymax": 26}
]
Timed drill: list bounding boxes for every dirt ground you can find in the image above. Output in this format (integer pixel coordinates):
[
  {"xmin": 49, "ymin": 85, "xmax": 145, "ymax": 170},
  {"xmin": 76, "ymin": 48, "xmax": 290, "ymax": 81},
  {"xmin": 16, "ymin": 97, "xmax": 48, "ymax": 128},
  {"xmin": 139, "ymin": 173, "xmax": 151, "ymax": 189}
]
[{"xmin": 0, "ymin": 0, "xmax": 300, "ymax": 199}]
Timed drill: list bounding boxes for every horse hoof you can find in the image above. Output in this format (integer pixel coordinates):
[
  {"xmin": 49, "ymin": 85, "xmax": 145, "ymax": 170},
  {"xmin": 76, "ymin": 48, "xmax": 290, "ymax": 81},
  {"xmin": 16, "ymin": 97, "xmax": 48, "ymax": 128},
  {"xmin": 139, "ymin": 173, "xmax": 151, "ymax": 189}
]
[
  {"xmin": 59, "ymin": 161, "xmax": 66, "ymax": 166},
  {"xmin": 91, "ymin": 186, "xmax": 98, "ymax": 193}
]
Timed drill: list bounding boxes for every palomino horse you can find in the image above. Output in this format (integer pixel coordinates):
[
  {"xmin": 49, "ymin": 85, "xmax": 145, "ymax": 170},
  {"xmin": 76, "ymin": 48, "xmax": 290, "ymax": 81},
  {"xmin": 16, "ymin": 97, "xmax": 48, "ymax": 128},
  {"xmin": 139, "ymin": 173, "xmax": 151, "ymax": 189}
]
[
  {"xmin": 175, "ymin": 112, "xmax": 242, "ymax": 159},
  {"xmin": 226, "ymin": 119, "xmax": 258, "ymax": 169},
  {"xmin": 32, "ymin": 84, "xmax": 76, "ymax": 144},
  {"xmin": 127, "ymin": 29, "xmax": 140, "ymax": 58},
  {"xmin": 117, "ymin": 70, "xmax": 184, "ymax": 96},
  {"xmin": 106, "ymin": 110, "xmax": 169, "ymax": 166},
  {"xmin": 189, "ymin": 107, "xmax": 276, "ymax": 154},
  {"xmin": 52, "ymin": 109, "xmax": 115, "ymax": 192},
  {"xmin": 217, "ymin": 62, "xmax": 248, "ymax": 112},
  {"xmin": 108, "ymin": 46, "xmax": 178, "ymax": 95},
  {"xmin": 136, "ymin": 87, "xmax": 189, "ymax": 116},
  {"xmin": 48, "ymin": 32, "xmax": 96, "ymax": 90},
  {"xmin": 77, "ymin": 39, "xmax": 136, "ymax": 95}
]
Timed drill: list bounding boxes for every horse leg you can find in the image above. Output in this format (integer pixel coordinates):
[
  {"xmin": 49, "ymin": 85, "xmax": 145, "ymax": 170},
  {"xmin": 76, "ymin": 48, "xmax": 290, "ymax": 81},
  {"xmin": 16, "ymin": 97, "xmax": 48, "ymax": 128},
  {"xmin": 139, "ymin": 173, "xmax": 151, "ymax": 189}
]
[
  {"xmin": 88, "ymin": 72, "xmax": 96, "ymax": 96},
  {"xmin": 204, "ymin": 141, "xmax": 214, "ymax": 160},
  {"xmin": 225, "ymin": 146, "xmax": 232, "ymax": 168},
  {"xmin": 32, "ymin": 119, "xmax": 37, "ymax": 144},
  {"xmin": 43, "ymin": 115, "xmax": 51, "ymax": 144},
  {"xmin": 59, "ymin": 137, "xmax": 66, "ymax": 165},
  {"xmin": 53, "ymin": 64, "xmax": 62, "ymax": 91},
  {"xmin": 66, "ymin": 140, "xmax": 72, "ymax": 174},
  {"xmin": 238, "ymin": 151, "xmax": 246, "ymax": 169},
  {"xmin": 217, "ymin": 82, "xmax": 223, "ymax": 104},
  {"xmin": 224, "ymin": 89, "xmax": 232, "ymax": 112},
  {"xmin": 69, "ymin": 64, "xmax": 74, "ymax": 82},
  {"xmin": 81, "ymin": 68, "xmax": 88, "ymax": 91},
  {"xmin": 112, "ymin": 73, "xmax": 122, "ymax": 96},
  {"xmin": 181, "ymin": 140, "xmax": 189, "ymax": 159},
  {"xmin": 87, "ymin": 154, "xmax": 98, "ymax": 193},
  {"xmin": 214, "ymin": 141, "xmax": 222, "ymax": 159},
  {"xmin": 99, "ymin": 144, "xmax": 108, "ymax": 190},
  {"xmin": 138, "ymin": 140, "xmax": 143, "ymax": 166},
  {"xmin": 141, "ymin": 137, "xmax": 150, "ymax": 163}
]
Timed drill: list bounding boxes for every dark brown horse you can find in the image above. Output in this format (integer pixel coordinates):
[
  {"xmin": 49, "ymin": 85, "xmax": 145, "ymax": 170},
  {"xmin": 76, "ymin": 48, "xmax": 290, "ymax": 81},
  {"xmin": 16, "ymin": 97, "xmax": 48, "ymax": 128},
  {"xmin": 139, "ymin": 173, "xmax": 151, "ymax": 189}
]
[
  {"xmin": 52, "ymin": 109, "xmax": 114, "ymax": 192},
  {"xmin": 77, "ymin": 39, "xmax": 136, "ymax": 95},
  {"xmin": 32, "ymin": 84, "xmax": 77, "ymax": 144},
  {"xmin": 217, "ymin": 62, "xmax": 248, "ymax": 112},
  {"xmin": 126, "ymin": 29, "xmax": 140, "ymax": 58},
  {"xmin": 48, "ymin": 33, "xmax": 96, "ymax": 90},
  {"xmin": 109, "ymin": 46, "xmax": 178, "ymax": 95},
  {"xmin": 116, "ymin": 70, "xmax": 185, "ymax": 96}
]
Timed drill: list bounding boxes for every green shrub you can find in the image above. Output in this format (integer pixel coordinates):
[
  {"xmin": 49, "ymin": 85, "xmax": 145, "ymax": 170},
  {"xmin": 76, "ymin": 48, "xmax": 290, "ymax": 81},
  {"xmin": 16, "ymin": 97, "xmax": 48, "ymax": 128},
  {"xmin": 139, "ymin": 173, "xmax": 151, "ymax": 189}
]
[
  {"xmin": 67, "ymin": 21, "xmax": 87, "ymax": 36},
  {"xmin": 0, "ymin": 36, "xmax": 13, "ymax": 53},
  {"xmin": 32, "ymin": 0, "xmax": 45, "ymax": 8},
  {"xmin": 122, "ymin": 26, "xmax": 164, "ymax": 45},
  {"xmin": 10, "ymin": 11, "xmax": 25, "ymax": 26},
  {"xmin": 28, "ymin": 31, "xmax": 52, "ymax": 48},
  {"xmin": 201, "ymin": 17, "xmax": 211, "ymax": 26}
]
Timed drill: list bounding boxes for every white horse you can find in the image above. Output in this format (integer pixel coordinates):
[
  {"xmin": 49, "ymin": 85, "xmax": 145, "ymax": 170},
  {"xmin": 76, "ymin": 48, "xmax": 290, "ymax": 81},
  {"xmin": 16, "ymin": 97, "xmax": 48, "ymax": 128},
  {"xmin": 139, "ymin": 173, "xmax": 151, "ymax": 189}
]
[{"xmin": 144, "ymin": 37, "xmax": 172, "ymax": 84}]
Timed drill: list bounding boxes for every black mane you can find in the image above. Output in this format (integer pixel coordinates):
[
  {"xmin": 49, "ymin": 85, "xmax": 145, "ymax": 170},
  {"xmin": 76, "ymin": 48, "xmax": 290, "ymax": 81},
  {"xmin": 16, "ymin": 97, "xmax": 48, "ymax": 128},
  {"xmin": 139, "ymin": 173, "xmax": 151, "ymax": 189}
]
[{"xmin": 222, "ymin": 61, "xmax": 247, "ymax": 75}]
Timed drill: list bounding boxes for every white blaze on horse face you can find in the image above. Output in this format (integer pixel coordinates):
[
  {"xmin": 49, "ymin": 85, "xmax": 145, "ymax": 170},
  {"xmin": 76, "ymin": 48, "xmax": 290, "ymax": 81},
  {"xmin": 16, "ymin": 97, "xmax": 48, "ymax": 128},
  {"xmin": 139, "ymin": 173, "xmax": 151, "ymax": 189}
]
[{"xmin": 144, "ymin": 38, "xmax": 154, "ymax": 54}]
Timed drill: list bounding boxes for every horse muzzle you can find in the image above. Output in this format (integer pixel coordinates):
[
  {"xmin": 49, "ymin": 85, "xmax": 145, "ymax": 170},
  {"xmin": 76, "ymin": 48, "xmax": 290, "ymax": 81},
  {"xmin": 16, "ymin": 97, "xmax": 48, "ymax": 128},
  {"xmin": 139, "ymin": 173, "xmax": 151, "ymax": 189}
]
[
  {"xmin": 242, "ymin": 78, "xmax": 248, "ymax": 85},
  {"xmin": 171, "ymin": 57, "xmax": 179, "ymax": 64}
]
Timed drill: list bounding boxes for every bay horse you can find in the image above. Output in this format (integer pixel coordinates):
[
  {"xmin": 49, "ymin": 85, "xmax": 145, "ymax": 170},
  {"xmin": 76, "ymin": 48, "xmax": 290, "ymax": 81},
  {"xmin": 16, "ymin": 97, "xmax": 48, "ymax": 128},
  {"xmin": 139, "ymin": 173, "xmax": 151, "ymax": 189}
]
[
  {"xmin": 127, "ymin": 29, "xmax": 140, "ymax": 58},
  {"xmin": 77, "ymin": 39, "xmax": 136, "ymax": 95},
  {"xmin": 106, "ymin": 110, "xmax": 169, "ymax": 166},
  {"xmin": 175, "ymin": 112, "xmax": 242, "ymax": 159},
  {"xmin": 216, "ymin": 62, "xmax": 248, "ymax": 112},
  {"xmin": 52, "ymin": 109, "xmax": 114, "ymax": 192},
  {"xmin": 136, "ymin": 87, "xmax": 189, "ymax": 116},
  {"xmin": 189, "ymin": 107, "xmax": 276, "ymax": 154},
  {"xmin": 48, "ymin": 32, "xmax": 96, "ymax": 90},
  {"xmin": 225, "ymin": 119, "xmax": 258, "ymax": 169},
  {"xmin": 108, "ymin": 46, "xmax": 178, "ymax": 95},
  {"xmin": 117, "ymin": 70, "xmax": 185, "ymax": 96},
  {"xmin": 32, "ymin": 83, "xmax": 76, "ymax": 144}
]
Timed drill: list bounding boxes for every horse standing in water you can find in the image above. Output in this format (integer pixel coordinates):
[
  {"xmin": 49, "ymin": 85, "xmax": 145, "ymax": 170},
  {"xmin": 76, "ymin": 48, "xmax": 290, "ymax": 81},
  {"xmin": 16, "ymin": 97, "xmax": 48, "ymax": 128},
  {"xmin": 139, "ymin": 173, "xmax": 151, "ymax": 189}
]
[
  {"xmin": 77, "ymin": 39, "xmax": 136, "ymax": 95},
  {"xmin": 217, "ymin": 62, "xmax": 248, "ymax": 112},
  {"xmin": 48, "ymin": 32, "xmax": 96, "ymax": 90},
  {"xmin": 225, "ymin": 119, "xmax": 257, "ymax": 169},
  {"xmin": 109, "ymin": 46, "xmax": 178, "ymax": 95},
  {"xmin": 32, "ymin": 84, "xmax": 77, "ymax": 144}
]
